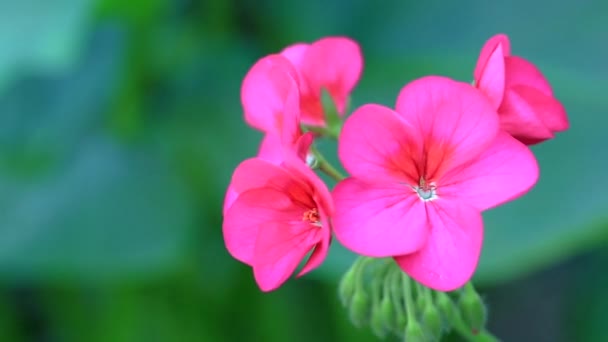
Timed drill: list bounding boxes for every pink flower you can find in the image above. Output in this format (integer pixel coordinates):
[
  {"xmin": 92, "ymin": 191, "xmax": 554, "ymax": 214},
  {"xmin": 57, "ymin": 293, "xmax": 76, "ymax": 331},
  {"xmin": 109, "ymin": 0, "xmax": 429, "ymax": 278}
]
[
  {"xmin": 280, "ymin": 36, "xmax": 363, "ymax": 127},
  {"xmin": 474, "ymin": 34, "xmax": 569, "ymax": 145},
  {"xmin": 332, "ymin": 76, "xmax": 539, "ymax": 291},
  {"xmin": 225, "ymin": 54, "xmax": 313, "ymax": 214},
  {"xmin": 222, "ymin": 154, "xmax": 333, "ymax": 291}
]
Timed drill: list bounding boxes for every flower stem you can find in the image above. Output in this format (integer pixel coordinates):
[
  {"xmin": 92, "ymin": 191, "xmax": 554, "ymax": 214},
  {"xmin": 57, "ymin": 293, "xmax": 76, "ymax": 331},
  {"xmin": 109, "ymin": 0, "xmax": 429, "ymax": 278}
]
[
  {"xmin": 401, "ymin": 274, "xmax": 416, "ymax": 321},
  {"xmin": 303, "ymin": 125, "xmax": 340, "ymax": 140},
  {"xmin": 312, "ymin": 147, "xmax": 345, "ymax": 182}
]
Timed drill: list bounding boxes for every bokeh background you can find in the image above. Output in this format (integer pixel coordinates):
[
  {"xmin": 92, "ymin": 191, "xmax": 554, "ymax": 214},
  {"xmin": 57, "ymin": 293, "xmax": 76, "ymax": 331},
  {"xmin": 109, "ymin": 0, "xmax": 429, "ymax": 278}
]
[{"xmin": 0, "ymin": 0, "xmax": 606, "ymax": 341}]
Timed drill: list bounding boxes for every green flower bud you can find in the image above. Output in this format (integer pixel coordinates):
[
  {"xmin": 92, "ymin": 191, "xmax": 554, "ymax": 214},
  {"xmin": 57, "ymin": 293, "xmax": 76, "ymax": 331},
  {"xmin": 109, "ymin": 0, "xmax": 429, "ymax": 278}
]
[
  {"xmin": 370, "ymin": 303, "xmax": 388, "ymax": 339},
  {"xmin": 458, "ymin": 287, "xmax": 487, "ymax": 334},
  {"xmin": 403, "ymin": 319, "xmax": 427, "ymax": 342},
  {"xmin": 416, "ymin": 291, "xmax": 427, "ymax": 313},
  {"xmin": 435, "ymin": 292, "xmax": 459, "ymax": 329},
  {"xmin": 396, "ymin": 311, "xmax": 408, "ymax": 333},
  {"xmin": 338, "ymin": 267, "xmax": 357, "ymax": 306},
  {"xmin": 349, "ymin": 291, "xmax": 371, "ymax": 328},
  {"xmin": 421, "ymin": 304, "xmax": 442, "ymax": 341},
  {"xmin": 379, "ymin": 295, "xmax": 397, "ymax": 331}
]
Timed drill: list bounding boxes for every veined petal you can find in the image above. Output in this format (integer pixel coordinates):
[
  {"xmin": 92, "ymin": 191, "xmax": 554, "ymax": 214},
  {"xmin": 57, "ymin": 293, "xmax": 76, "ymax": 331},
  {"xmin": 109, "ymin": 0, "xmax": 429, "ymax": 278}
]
[
  {"xmin": 279, "ymin": 150, "xmax": 334, "ymax": 216},
  {"xmin": 241, "ymin": 54, "xmax": 300, "ymax": 134},
  {"xmin": 338, "ymin": 103, "xmax": 422, "ymax": 184},
  {"xmin": 300, "ymin": 36, "xmax": 363, "ymax": 116},
  {"xmin": 332, "ymin": 178, "xmax": 429, "ymax": 257},
  {"xmin": 477, "ymin": 42, "xmax": 506, "ymax": 109},
  {"xmin": 395, "ymin": 199, "xmax": 483, "ymax": 291},
  {"xmin": 253, "ymin": 219, "xmax": 323, "ymax": 292},
  {"xmin": 474, "ymin": 33, "xmax": 511, "ymax": 82},
  {"xmin": 440, "ymin": 132, "xmax": 539, "ymax": 211},
  {"xmin": 395, "ymin": 76, "xmax": 500, "ymax": 179},
  {"xmin": 223, "ymin": 188, "xmax": 302, "ymax": 265}
]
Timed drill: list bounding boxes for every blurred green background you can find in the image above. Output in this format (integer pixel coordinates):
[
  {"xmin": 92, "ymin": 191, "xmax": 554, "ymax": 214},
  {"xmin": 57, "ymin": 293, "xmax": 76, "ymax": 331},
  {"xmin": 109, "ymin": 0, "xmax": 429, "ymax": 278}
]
[{"xmin": 0, "ymin": 0, "xmax": 606, "ymax": 341}]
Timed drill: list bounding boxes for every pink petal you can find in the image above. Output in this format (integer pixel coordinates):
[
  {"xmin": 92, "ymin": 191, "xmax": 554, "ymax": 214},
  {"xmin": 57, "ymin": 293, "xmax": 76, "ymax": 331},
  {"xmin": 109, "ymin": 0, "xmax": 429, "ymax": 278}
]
[
  {"xmin": 223, "ymin": 187, "xmax": 302, "ymax": 265},
  {"xmin": 230, "ymin": 158, "xmax": 298, "ymax": 196},
  {"xmin": 281, "ymin": 43, "xmax": 310, "ymax": 68},
  {"xmin": 512, "ymin": 84, "xmax": 569, "ymax": 134},
  {"xmin": 498, "ymin": 85, "xmax": 556, "ymax": 143},
  {"xmin": 332, "ymin": 178, "xmax": 429, "ymax": 257},
  {"xmin": 241, "ymin": 54, "xmax": 300, "ymax": 134},
  {"xmin": 395, "ymin": 76, "xmax": 500, "ymax": 179},
  {"xmin": 439, "ymin": 131, "xmax": 539, "ymax": 211},
  {"xmin": 477, "ymin": 42, "xmax": 506, "ymax": 109},
  {"xmin": 473, "ymin": 33, "xmax": 511, "ymax": 82},
  {"xmin": 222, "ymin": 184, "xmax": 239, "ymax": 215},
  {"xmin": 282, "ymin": 152, "xmax": 335, "ymax": 216},
  {"xmin": 253, "ymin": 218, "xmax": 323, "ymax": 292},
  {"xmin": 338, "ymin": 103, "xmax": 422, "ymax": 184},
  {"xmin": 300, "ymin": 36, "xmax": 363, "ymax": 116},
  {"xmin": 504, "ymin": 56, "xmax": 553, "ymax": 96},
  {"xmin": 258, "ymin": 134, "xmax": 284, "ymax": 165},
  {"xmin": 394, "ymin": 199, "xmax": 483, "ymax": 291}
]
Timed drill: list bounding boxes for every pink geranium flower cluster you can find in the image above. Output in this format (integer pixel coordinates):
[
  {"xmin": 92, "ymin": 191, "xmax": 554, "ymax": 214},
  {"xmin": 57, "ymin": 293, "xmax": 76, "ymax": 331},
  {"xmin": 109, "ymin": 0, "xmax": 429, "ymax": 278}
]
[{"xmin": 223, "ymin": 34, "xmax": 568, "ymax": 292}]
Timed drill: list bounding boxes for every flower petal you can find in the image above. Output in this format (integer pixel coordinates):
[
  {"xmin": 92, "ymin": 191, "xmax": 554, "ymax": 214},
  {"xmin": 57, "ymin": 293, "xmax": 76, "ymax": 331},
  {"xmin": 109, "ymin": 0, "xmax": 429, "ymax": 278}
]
[
  {"xmin": 338, "ymin": 103, "xmax": 422, "ymax": 184},
  {"xmin": 253, "ymin": 217, "xmax": 322, "ymax": 292},
  {"xmin": 300, "ymin": 36, "xmax": 363, "ymax": 116},
  {"xmin": 395, "ymin": 76, "xmax": 500, "ymax": 179},
  {"xmin": 332, "ymin": 178, "xmax": 429, "ymax": 257},
  {"xmin": 505, "ymin": 56, "xmax": 553, "ymax": 96},
  {"xmin": 258, "ymin": 134, "xmax": 284, "ymax": 165},
  {"xmin": 230, "ymin": 158, "xmax": 299, "ymax": 196},
  {"xmin": 473, "ymin": 33, "xmax": 511, "ymax": 82},
  {"xmin": 282, "ymin": 152, "xmax": 334, "ymax": 216},
  {"xmin": 241, "ymin": 54, "xmax": 299, "ymax": 134},
  {"xmin": 477, "ymin": 42, "xmax": 506, "ymax": 109},
  {"xmin": 222, "ymin": 184, "xmax": 239, "ymax": 215},
  {"xmin": 223, "ymin": 187, "xmax": 301, "ymax": 265},
  {"xmin": 395, "ymin": 199, "xmax": 483, "ymax": 291},
  {"xmin": 510, "ymin": 85, "xmax": 569, "ymax": 142},
  {"xmin": 440, "ymin": 131, "xmax": 539, "ymax": 211},
  {"xmin": 281, "ymin": 43, "xmax": 310, "ymax": 68},
  {"xmin": 498, "ymin": 85, "xmax": 557, "ymax": 143}
]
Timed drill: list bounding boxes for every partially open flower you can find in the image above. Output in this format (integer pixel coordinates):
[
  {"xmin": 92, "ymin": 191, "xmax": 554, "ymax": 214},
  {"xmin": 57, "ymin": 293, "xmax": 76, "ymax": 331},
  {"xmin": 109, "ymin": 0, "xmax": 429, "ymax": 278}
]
[
  {"xmin": 281, "ymin": 36, "xmax": 363, "ymax": 127},
  {"xmin": 474, "ymin": 33, "xmax": 569, "ymax": 145}
]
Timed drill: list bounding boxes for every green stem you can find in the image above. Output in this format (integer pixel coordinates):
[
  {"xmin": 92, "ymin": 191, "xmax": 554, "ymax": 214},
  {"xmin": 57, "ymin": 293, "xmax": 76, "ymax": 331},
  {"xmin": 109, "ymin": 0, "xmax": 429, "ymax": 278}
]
[
  {"xmin": 303, "ymin": 125, "xmax": 339, "ymax": 140},
  {"xmin": 312, "ymin": 147, "xmax": 345, "ymax": 182},
  {"xmin": 401, "ymin": 274, "xmax": 416, "ymax": 321},
  {"xmin": 389, "ymin": 267, "xmax": 406, "ymax": 318}
]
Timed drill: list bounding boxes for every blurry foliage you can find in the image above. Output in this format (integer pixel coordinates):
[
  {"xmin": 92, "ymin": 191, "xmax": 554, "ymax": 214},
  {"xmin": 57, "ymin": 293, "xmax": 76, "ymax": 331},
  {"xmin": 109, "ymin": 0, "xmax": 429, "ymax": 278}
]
[{"xmin": 0, "ymin": 0, "xmax": 605, "ymax": 341}]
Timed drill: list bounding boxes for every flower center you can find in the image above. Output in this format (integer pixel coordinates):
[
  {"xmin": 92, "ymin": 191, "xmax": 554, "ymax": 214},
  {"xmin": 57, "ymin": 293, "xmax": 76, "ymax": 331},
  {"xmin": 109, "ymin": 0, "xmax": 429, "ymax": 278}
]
[
  {"xmin": 413, "ymin": 177, "xmax": 438, "ymax": 202},
  {"xmin": 302, "ymin": 208, "xmax": 322, "ymax": 227}
]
